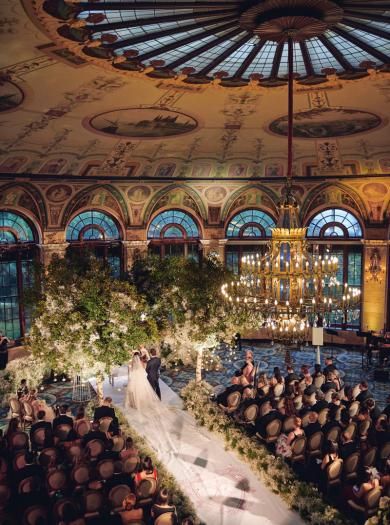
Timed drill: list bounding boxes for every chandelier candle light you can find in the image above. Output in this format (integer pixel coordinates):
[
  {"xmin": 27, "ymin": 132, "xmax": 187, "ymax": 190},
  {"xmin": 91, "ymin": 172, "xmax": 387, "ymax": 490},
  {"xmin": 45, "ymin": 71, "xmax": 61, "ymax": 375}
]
[{"xmin": 222, "ymin": 32, "xmax": 361, "ymax": 345}]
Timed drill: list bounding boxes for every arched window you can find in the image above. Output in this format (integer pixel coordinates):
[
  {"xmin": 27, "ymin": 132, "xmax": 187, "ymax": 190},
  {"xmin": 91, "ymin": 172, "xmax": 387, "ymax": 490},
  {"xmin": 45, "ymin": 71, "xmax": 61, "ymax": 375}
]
[
  {"xmin": 225, "ymin": 209, "xmax": 276, "ymax": 273},
  {"xmin": 0, "ymin": 211, "xmax": 38, "ymax": 340},
  {"xmin": 66, "ymin": 210, "xmax": 122, "ymax": 277},
  {"xmin": 307, "ymin": 208, "xmax": 362, "ymax": 238},
  {"xmin": 147, "ymin": 210, "xmax": 200, "ymax": 260},
  {"xmin": 306, "ymin": 208, "xmax": 363, "ymax": 328}
]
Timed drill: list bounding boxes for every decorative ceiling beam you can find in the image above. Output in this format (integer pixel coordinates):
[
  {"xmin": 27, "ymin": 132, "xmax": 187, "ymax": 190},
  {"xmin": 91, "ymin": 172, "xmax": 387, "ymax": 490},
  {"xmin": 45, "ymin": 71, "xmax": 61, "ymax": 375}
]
[
  {"xmin": 232, "ymin": 39, "xmax": 266, "ymax": 78},
  {"xmin": 331, "ymin": 26, "xmax": 390, "ymax": 63},
  {"xmin": 165, "ymin": 28, "xmax": 243, "ymax": 69},
  {"xmin": 343, "ymin": 10, "xmax": 390, "ymax": 23},
  {"xmin": 103, "ymin": 16, "xmax": 235, "ymax": 49},
  {"xmin": 270, "ymin": 42, "xmax": 284, "ymax": 77},
  {"xmin": 87, "ymin": 9, "xmax": 237, "ymax": 33},
  {"xmin": 299, "ymin": 41, "xmax": 315, "ymax": 76},
  {"xmin": 196, "ymin": 32, "xmax": 252, "ymax": 76},
  {"xmin": 317, "ymin": 35, "xmax": 353, "ymax": 70},
  {"xmin": 79, "ymin": 2, "xmax": 238, "ymax": 10},
  {"xmin": 342, "ymin": 18, "xmax": 390, "ymax": 40}
]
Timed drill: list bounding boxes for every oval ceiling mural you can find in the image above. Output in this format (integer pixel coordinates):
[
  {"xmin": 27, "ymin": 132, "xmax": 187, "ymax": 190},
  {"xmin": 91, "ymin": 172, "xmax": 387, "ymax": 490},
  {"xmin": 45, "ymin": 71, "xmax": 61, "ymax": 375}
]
[
  {"xmin": 268, "ymin": 108, "xmax": 382, "ymax": 139},
  {"xmin": 88, "ymin": 108, "xmax": 198, "ymax": 139},
  {"xmin": 0, "ymin": 81, "xmax": 24, "ymax": 112}
]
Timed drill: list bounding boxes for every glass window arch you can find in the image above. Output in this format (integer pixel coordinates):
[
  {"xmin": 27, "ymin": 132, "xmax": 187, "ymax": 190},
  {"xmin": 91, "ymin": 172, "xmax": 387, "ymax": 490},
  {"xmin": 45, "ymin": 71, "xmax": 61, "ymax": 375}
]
[
  {"xmin": 66, "ymin": 210, "xmax": 122, "ymax": 278},
  {"xmin": 147, "ymin": 209, "xmax": 200, "ymax": 260},
  {"xmin": 306, "ymin": 208, "xmax": 363, "ymax": 239},
  {"xmin": 0, "ymin": 211, "xmax": 37, "ymax": 340},
  {"xmin": 226, "ymin": 209, "xmax": 276, "ymax": 238}
]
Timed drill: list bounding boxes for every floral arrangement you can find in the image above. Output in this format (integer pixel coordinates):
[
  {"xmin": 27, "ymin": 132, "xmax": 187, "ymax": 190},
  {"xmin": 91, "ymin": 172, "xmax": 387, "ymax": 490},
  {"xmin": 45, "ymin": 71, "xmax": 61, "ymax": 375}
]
[
  {"xmin": 365, "ymin": 497, "xmax": 390, "ymax": 525},
  {"xmin": 181, "ymin": 380, "xmax": 353, "ymax": 525}
]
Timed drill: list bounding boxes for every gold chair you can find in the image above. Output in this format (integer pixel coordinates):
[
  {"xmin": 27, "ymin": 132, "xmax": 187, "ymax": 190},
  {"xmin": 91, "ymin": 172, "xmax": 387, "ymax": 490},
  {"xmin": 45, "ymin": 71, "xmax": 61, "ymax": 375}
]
[
  {"xmin": 83, "ymin": 490, "xmax": 104, "ymax": 519},
  {"xmin": 108, "ymin": 484, "xmax": 132, "ymax": 514},
  {"xmin": 362, "ymin": 447, "xmax": 377, "ymax": 468},
  {"xmin": 306, "ymin": 432, "xmax": 324, "ymax": 459},
  {"xmin": 347, "ymin": 487, "xmax": 382, "ymax": 519},
  {"xmin": 22, "ymin": 505, "xmax": 47, "ymax": 525},
  {"xmin": 290, "ymin": 436, "xmax": 306, "ymax": 465},
  {"xmin": 343, "ymin": 452, "xmax": 360, "ymax": 481},
  {"xmin": 326, "ymin": 458, "xmax": 343, "ymax": 490},
  {"xmin": 318, "ymin": 408, "xmax": 329, "ymax": 427},
  {"xmin": 99, "ymin": 416, "xmax": 113, "ymax": 433}
]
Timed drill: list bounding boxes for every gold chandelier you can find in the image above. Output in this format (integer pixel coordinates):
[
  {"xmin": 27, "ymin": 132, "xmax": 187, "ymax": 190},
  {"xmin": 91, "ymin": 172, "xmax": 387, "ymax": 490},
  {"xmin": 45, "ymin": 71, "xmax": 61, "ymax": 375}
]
[{"xmin": 222, "ymin": 36, "xmax": 361, "ymax": 344}]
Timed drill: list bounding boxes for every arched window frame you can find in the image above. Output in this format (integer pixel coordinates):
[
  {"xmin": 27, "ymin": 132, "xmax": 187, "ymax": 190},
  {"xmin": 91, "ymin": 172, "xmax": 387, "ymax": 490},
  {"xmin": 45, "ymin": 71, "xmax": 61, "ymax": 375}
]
[
  {"xmin": 147, "ymin": 209, "xmax": 201, "ymax": 260},
  {"xmin": 65, "ymin": 210, "xmax": 123, "ymax": 277},
  {"xmin": 0, "ymin": 211, "xmax": 39, "ymax": 340},
  {"xmin": 306, "ymin": 208, "xmax": 363, "ymax": 239}
]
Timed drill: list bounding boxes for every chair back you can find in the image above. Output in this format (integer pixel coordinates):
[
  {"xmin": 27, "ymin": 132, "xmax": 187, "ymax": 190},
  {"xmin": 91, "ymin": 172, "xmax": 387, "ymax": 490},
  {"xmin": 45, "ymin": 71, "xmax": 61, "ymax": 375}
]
[
  {"xmin": 22, "ymin": 504, "xmax": 47, "ymax": 525},
  {"xmin": 259, "ymin": 403, "xmax": 270, "ymax": 417},
  {"xmin": 32, "ymin": 428, "xmax": 46, "ymax": 448},
  {"xmin": 11, "ymin": 431, "xmax": 29, "ymax": 450},
  {"xmin": 326, "ymin": 458, "xmax": 343, "ymax": 482},
  {"xmin": 155, "ymin": 513, "xmax": 175, "ymax": 525},
  {"xmin": 85, "ymin": 439, "xmax": 105, "ymax": 459},
  {"xmin": 352, "ymin": 384, "xmax": 361, "ymax": 399},
  {"xmin": 53, "ymin": 498, "xmax": 77, "ymax": 522},
  {"xmin": 75, "ymin": 419, "xmax": 90, "ymax": 437},
  {"xmin": 13, "ymin": 451, "xmax": 26, "ymax": 470},
  {"xmin": 343, "ymin": 452, "xmax": 360, "ymax": 477},
  {"xmin": 66, "ymin": 444, "xmax": 82, "ymax": 461},
  {"xmin": 291, "ymin": 435, "xmax": 306, "ymax": 457},
  {"xmin": 18, "ymin": 476, "xmax": 40, "ymax": 494},
  {"xmin": 47, "ymin": 469, "xmax": 67, "ymax": 493},
  {"xmin": 55, "ymin": 424, "xmax": 73, "ymax": 441},
  {"xmin": 326, "ymin": 426, "xmax": 341, "ymax": 443},
  {"xmin": 293, "ymin": 395, "xmax": 303, "ymax": 410},
  {"xmin": 123, "ymin": 455, "xmax": 139, "ymax": 474},
  {"xmin": 22, "ymin": 401, "xmax": 34, "ymax": 418},
  {"xmin": 97, "ymin": 459, "xmax": 115, "ymax": 480},
  {"xmin": 83, "ymin": 490, "xmax": 103, "ymax": 513},
  {"xmin": 314, "ymin": 375, "xmax": 325, "ymax": 389},
  {"xmin": 301, "ymin": 413, "xmax": 311, "ymax": 428},
  {"xmin": 324, "ymin": 390, "xmax": 336, "ymax": 403},
  {"xmin": 308, "ymin": 432, "xmax": 323, "ymax": 453},
  {"xmin": 265, "ymin": 419, "xmax": 282, "ymax": 440},
  {"xmin": 0, "ymin": 484, "xmax": 10, "ymax": 509},
  {"xmin": 346, "ymin": 422, "xmax": 357, "ymax": 440},
  {"xmin": 72, "ymin": 464, "xmax": 90, "ymax": 486},
  {"xmin": 273, "ymin": 383, "xmax": 284, "ymax": 399},
  {"xmin": 380, "ymin": 441, "xmax": 390, "ymax": 460},
  {"xmin": 364, "ymin": 487, "xmax": 382, "ymax": 512},
  {"xmin": 112, "ymin": 435, "xmax": 125, "ymax": 452},
  {"xmin": 362, "ymin": 447, "xmax": 377, "ymax": 468},
  {"xmin": 243, "ymin": 404, "xmax": 258, "ymax": 423},
  {"xmin": 227, "ymin": 391, "xmax": 241, "ymax": 410},
  {"xmin": 359, "ymin": 419, "xmax": 371, "ymax": 437},
  {"xmin": 283, "ymin": 416, "xmax": 295, "ymax": 433},
  {"xmin": 136, "ymin": 478, "xmax": 158, "ymax": 500},
  {"xmin": 99, "ymin": 416, "xmax": 113, "ymax": 433},
  {"xmin": 39, "ymin": 448, "xmax": 59, "ymax": 467},
  {"xmin": 318, "ymin": 408, "xmax": 329, "ymax": 426},
  {"xmin": 9, "ymin": 397, "xmax": 21, "ymax": 416},
  {"xmin": 349, "ymin": 401, "xmax": 360, "ymax": 418},
  {"xmin": 108, "ymin": 484, "xmax": 132, "ymax": 510}
]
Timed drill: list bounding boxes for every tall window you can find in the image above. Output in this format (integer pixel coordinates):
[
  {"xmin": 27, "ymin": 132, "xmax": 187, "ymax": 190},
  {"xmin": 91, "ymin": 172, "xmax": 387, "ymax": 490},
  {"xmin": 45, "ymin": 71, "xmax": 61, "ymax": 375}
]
[
  {"xmin": 66, "ymin": 210, "xmax": 122, "ymax": 277},
  {"xmin": 306, "ymin": 208, "xmax": 363, "ymax": 328},
  {"xmin": 147, "ymin": 210, "xmax": 200, "ymax": 260},
  {"xmin": 0, "ymin": 211, "xmax": 37, "ymax": 339},
  {"xmin": 225, "ymin": 209, "xmax": 276, "ymax": 273}
]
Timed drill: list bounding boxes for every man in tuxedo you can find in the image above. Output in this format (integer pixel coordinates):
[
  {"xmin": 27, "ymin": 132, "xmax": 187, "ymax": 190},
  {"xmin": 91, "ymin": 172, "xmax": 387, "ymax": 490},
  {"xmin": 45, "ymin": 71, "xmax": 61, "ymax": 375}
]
[
  {"xmin": 52, "ymin": 405, "xmax": 73, "ymax": 431},
  {"xmin": 146, "ymin": 348, "xmax": 161, "ymax": 400},
  {"xmin": 94, "ymin": 397, "xmax": 119, "ymax": 432},
  {"xmin": 312, "ymin": 391, "xmax": 329, "ymax": 413},
  {"xmin": 30, "ymin": 410, "xmax": 53, "ymax": 448},
  {"xmin": 356, "ymin": 381, "xmax": 373, "ymax": 404}
]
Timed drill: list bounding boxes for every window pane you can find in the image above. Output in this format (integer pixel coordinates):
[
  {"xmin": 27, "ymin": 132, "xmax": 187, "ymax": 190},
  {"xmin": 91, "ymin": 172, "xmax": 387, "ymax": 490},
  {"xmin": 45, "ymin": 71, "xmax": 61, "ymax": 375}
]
[
  {"xmin": 66, "ymin": 211, "xmax": 120, "ymax": 241},
  {"xmin": 0, "ymin": 261, "xmax": 20, "ymax": 339}
]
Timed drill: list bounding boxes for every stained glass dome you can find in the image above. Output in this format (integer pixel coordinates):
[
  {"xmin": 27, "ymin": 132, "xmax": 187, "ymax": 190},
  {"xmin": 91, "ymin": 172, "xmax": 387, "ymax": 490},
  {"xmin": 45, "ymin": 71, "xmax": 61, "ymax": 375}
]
[{"xmin": 46, "ymin": 0, "xmax": 389, "ymax": 85}]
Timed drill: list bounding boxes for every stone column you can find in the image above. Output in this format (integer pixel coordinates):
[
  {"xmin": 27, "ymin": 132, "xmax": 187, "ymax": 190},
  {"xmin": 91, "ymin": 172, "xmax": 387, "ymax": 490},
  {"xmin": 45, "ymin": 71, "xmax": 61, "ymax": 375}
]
[
  {"xmin": 39, "ymin": 243, "xmax": 69, "ymax": 266},
  {"xmin": 122, "ymin": 240, "xmax": 149, "ymax": 272},
  {"xmin": 200, "ymin": 239, "xmax": 227, "ymax": 261},
  {"xmin": 361, "ymin": 240, "xmax": 389, "ymax": 331}
]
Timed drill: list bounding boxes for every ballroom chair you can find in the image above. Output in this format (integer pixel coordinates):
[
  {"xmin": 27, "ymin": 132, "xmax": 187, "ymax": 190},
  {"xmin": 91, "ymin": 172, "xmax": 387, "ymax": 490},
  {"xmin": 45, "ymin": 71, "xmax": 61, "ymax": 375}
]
[
  {"xmin": 46, "ymin": 469, "xmax": 67, "ymax": 497},
  {"xmin": 99, "ymin": 416, "xmax": 113, "ymax": 433},
  {"xmin": 31, "ymin": 428, "xmax": 46, "ymax": 451},
  {"xmin": 39, "ymin": 447, "xmax": 59, "ymax": 468},
  {"xmin": 112, "ymin": 435, "xmax": 125, "ymax": 452},
  {"xmin": 75, "ymin": 419, "xmax": 91, "ymax": 437},
  {"xmin": 343, "ymin": 452, "xmax": 360, "ymax": 482},
  {"xmin": 9, "ymin": 397, "xmax": 22, "ymax": 420},
  {"xmin": 18, "ymin": 476, "xmax": 41, "ymax": 495},
  {"xmin": 108, "ymin": 484, "xmax": 132, "ymax": 514},
  {"xmin": 83, "ymin": 490, "xmax": 104, "ymax": 520},
  {"xmin": 21, "ymin": 401, "xmax": 34, "ymax": 430},
  {"xmin": 97, "ymin": 459, "xmax": 115, "ymax": 480},
  {"xmin": 290, "ymin": 436, "xmax": 307, "ymax": 465},
  {"xmin": 256, "ymin": 419, "xmax": 282, "ymax": 445},
  {"xmin": 10, "ymin": 431, "xmax": 29, "ymax": 451},
  {"xmin": 71, "ymin": 464, "xmax": 90, "ymax": 491},
  {"xmin": 241, "ymin": 403, "xmax": 259, "ymax": 425},
  {"xmin": 219, "ymin": 391, "xmax": 241, "ymax": 414},
  {"xmin": 136, "ymin": 478, "xmax": 158, "ymax": 507},
  {"xmin": 155, "ymin": 513, "xmax": 176, "ymax": 525},
  {"xmin": 85, "ymin": 439, "xmax": 105, "ymax": 460},
  {"xmin": 325, "ymin": 458, "xmax": 343, "ymax": 491},
  {"xmin": 22, "ymin": 505, "xmax": 47, "ymax": 525},
  {"xmin": 324, "ymin": 390, "xmax": 336, "ymax": 403},
  {"xmin": 348, "ymin": 487, "xmax": 382, "ymax": 519},
  {"xmin": 66, "ymin": 443, "xmax": 83, "ymax": 463},
  {"xmin": 301, "ymin": 412, "xmax": 311, "ymax": 428},
  {"xmin": 13, "ymin": 450, "xmax": 26, "ymax": 471},
  {"xmin": 317, "ymin": 408, "xmax": 329, "ymax": 427},
  {"xmin": 306, "ymin": 432, "xmax": 324, "ymax": 459},
  {"xmin": 273, "ymin": 383, "xmax": 284, "ymax": 400},
  {"xmin": 122, "ymin": 455, "xmax": 139, "ymax": 474},
  {"xmin": 349, "ymin": 401, "xmax": 360, "ymax": 418},
  {"xmin": 325, "ymin": 426, "xmax": 341, "ymax": 443},
  {"xmin": 345, "ymin": 422, "xmax": 358, "ymax": 441},
  {"xmin": 313, "ymin": 375, "xmax": 325, "ymax": 389},
  {"xmin": 282, "ymin": 416, "xmax": 295, "ymax": 433},
  {"xmin": 358, "ymin": 419, "xmax": 371, "ymax": 442},
  {"xmin": 54, "ymin": 423, "xmax": 73, "ymax": 442},
  {"xmin": 52, "ymin": 498, "xmax": 79, "ymax": 524},
  {"xmin": 362, "ymin": 447, "xmax": 377, "ymax": 468}
]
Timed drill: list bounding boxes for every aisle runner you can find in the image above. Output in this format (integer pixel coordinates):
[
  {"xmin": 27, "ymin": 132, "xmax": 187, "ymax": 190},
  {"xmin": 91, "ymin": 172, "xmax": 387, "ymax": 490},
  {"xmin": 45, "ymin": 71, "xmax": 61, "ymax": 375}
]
[{"xmin": 99, "ymin": 366, "xmax": 303, "ymax": 525}]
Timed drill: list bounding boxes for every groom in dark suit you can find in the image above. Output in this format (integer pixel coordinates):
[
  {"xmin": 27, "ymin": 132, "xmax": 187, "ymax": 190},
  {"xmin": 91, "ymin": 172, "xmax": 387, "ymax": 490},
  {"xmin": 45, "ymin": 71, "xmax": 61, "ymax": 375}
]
[{"xmin": 146, "ymin": 348, "xmax": 161, "ymax": 400}]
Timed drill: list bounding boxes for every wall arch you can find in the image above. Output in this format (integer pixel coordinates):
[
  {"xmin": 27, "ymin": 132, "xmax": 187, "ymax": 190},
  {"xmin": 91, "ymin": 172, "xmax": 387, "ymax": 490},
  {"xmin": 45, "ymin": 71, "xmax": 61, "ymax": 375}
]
[
  {"xmin": 0, "ymin": 182, "xmax": 47, "ymax": 232},
  {"xmin": 222, "ymin": 184, "xmax": 279, "ymax": 222}
]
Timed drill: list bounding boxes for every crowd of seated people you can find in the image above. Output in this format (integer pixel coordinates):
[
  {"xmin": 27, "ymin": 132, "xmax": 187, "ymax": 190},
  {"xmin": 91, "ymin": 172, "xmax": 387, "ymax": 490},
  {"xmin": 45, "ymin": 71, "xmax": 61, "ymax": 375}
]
[
  {"xmin": 0, "ymin": 393, "xmax": 191, "ymax": 525},
  {"xmin": 215, "ymin": 353, "xmax": 390, "ymax": 520}
]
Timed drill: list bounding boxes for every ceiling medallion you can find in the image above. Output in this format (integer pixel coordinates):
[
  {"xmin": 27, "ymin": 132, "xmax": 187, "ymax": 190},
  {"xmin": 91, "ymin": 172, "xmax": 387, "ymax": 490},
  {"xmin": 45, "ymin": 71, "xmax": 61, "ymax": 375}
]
[{"xmin": 240, "ymin": 0, "xmax": 344, "ymax": 42}]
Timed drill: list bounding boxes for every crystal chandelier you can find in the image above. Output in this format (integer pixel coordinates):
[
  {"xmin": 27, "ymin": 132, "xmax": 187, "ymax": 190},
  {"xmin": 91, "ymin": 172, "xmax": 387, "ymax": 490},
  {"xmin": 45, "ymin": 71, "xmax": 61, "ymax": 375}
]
[{"xmin": 222, "ymin": 36, "xmax": 361, "ymax": 344}]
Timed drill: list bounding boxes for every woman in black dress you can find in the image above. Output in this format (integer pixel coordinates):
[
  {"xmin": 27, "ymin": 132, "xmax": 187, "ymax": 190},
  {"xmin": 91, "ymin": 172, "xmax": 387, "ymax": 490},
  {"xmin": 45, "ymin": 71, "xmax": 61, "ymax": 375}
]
[{"xmin": 0, "ymin": 332, "xmax": 9, "ymax": 370}]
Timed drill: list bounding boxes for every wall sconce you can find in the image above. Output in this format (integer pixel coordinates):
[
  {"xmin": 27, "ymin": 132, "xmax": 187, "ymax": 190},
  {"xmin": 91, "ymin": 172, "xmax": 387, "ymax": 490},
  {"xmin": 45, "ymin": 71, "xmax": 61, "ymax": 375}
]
[{"xmin": 366, "ymin": 248, "xmax": 384, "ymax": 283}]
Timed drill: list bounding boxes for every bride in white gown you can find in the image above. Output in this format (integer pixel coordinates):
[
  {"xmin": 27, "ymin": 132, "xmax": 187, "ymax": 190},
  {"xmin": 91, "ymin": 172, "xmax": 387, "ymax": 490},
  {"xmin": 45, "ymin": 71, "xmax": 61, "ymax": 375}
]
[{"xmin": 124, "ymin": 353, "xmax": 160, "ymax": 410}]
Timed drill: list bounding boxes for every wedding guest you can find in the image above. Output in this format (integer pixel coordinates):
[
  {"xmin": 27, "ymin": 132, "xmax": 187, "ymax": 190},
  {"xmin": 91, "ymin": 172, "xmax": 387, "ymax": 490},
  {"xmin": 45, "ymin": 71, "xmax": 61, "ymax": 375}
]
[
  {"xmin": 255, "ymin": 399, "xmax": 283, "ymax": 439},
  {"xmin": 323, "ymin": 357, "xmax": 337, "ymax": 376},
  {"xmin": 17, "ymin": 379, "xmax": 28, "ymax": 399},
  {"xmin": 104, "ymin": 461, "xmax": 134, "ymax": 492},
  {"xmin": 304, "ymin": 411, "xmax": 321, "ymax": 438},
  {"xmin": 30, "ymin": 410, "xmax": 53, "ymax": 448},
  {"xmin": 321, "ymin": 373, "xmax": 339, "ymax": 393},
  {"xmin": 151, "ymin": 488, "xmax": 178, "ymax": 524},
  {"xmin": 4, "ymin": 417, "xmax": 19, "ymax": 448},
  {"xmin": 216, "ymin": 372, "xmax": 243, "ymax": 407},
  {"xmin": 81, "ymin": 421, "xmax": 108, "ymax": 447},
  {"xmin": 242, "ymin": 352, "xmax": 255, "ymax": 384},
  {"xmin": 119, "ymin": 437, "xmax": 138, "ymax": 460},
  {"xmin": 356, "ymin": 381, "xmax": 373, "ymax": 404},
  {"xmin": 181, "ymin": 519, "xmax": 194, "ymax": 525},
  {"xmin": 320, "ymin": 440, "xmax": 339, "ymax": 471},
  {"xmin": 94, "ymin": 396, "xmax": 118, "ymax": 433},
  {"xmin": 364, "ymin": 398, "xmax": 381, "ymax": 422},
  {"xmin": 119, "ymin": 493, "xmax": 143, "ymax": 525},
  {"xmin": 31, "ymin": 395, "xmax": 55, "ymax": 422},
  {"xmin": 0, "ymin": 332, "xmax": 9, "ymax": 370},
  {"xmin": 345, "ymin": 467, "xmax": 381, "ymax": 504},
  {"xmin": 312, "ymin": 391, "xmax": 328, "ymax": 413},
  {"xmin": 322, "ymin": 406, "xmax": 341, "ymax": 436},
  {"xmin": 285, "ymin": 365, "xmax": 299, "ymax": 384},
  {"xmin": 276, "ymin": 417, "xmax": 304, "ymax": 458},
  {"xmin": 61, "ymin": 503, "xmax": 86, "ymax": 525},
  {"xmin": 382, "ymin": 394, "xmax": 390, "ymax": 418},
  {"xmin": 134, "ymin": 457, "xmax": 158, "ymax": 488},
  {"xmin": 53, "ymin": 404, "xmax": 74, "ymax": 431},
  {"xmin": 339, "ymin": 431, "xmax": 357, "ymax": 460},
  {"xmin": 13, "ymin": 451, "xmax": 43, "ymax": 487},
  {"xmin": 312, "ymin": 364, "xmax": 323, "ymax": 381}
]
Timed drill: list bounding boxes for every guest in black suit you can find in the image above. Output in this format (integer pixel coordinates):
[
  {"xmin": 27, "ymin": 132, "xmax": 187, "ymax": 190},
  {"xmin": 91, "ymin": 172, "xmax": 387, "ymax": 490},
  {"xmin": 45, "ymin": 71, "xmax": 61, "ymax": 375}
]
[
  {"xmin": 323, "ymin": 357, "xmax": 337, "ymax": 376},
  {"xmin": 356, "ymin": 381, "xmax": 373, "ymax": 404},
  {"xmin": 30, "ymin": 410, "xmax": 53, "ymax": 448},
  {"xmin": 52, "ymin": 405, "xmax": 73, "ymax": 431},
  {"xmin": 284, "ymin": 366, "xmax": 299, "ymax": 385},
  {"xmin": 339, "ymin": 431, "xmax": 357, "ymax": 460},
  {"xmin": 146, "ymin": 348, "xmax": 162, "ymax": 400},
  {"xmin": 312, "ymin": 391, "xmax": 329, "ymax": 413},
  {"xmin": 82, "ymin": 421, "xmax": 108, "ymax": 447},
  {"xmin": 216, "ymin": 372, "xmax": 243, "ymax": 407},
  {"xmin": 104, "ymin": 461, "xmax": 134, "ymax": 493},
  {"xmin": 255, "ymin": 399, "xmax": 283, "ymax": 439},
  {"xmin": 13, "ymin": 451, "xmax": 43, "ymax": 488},
  {"xmin": 304, "ymin": 411, "xmax": 321, "ymax": 438},
  {"xmin": 94, "ymin": 396, "xmax": 118, "ymax": 432}
]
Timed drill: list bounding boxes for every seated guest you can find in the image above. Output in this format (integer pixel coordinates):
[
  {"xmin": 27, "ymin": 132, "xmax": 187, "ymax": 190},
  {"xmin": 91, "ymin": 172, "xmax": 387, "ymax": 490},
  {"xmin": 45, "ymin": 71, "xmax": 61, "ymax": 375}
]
[
  {"xmin": 235, "ymin": 385, "xmax": 256, "ymax": 419},
  {"xmin": 94, "ymin": 396, "xmax": 116, "ymax": 421},
  {"xmin": 299, "ymin": 365, "xmax": 310, "ymax": 380},
  {"xmin": 356, "ymin": 381, "xmax": 373, "ymax": 404},
  {"xmin": 14, "ymin": 451, "xmax": 43, "ymax": 487},
  {"xmin": 275, "ymin": 417, "xmax": 304, "ymax": 458},
  {"xmin": 4, "ymin": 417, "xmax": 20, "ymax": 448},
  {"xmin": 52, "ymin": 404, "xmax": 74, "ymax": 431},
  {"xmin": 81, "ymin": 421, "xmax": 108, "ymax": 447},
  {"xmin": 303, "ymin": 376, "xmax": 316, "ymax": 397},
  {"xmin": 321, "ymin": 373, "xmax": 339, "ymax": 393},
  {"xmin": 120, "ymin": 437, "xmax": 138, "ymax": 460},
  {"xmin": 312, "ymin": 390, "xmax": 328, "ymax": 413},
  {"xmin": 328, "ymin": 392, "xmax": 341, "ymax": 413},
  {"xmin": 284, "ymin": 391, "xmax": 297, "ymax": 417},
  {"xmin": 320, "ymin": 440, "xmax": 339, "ymax": 471},
  {"xmin": 322, "ymin": 406, "xmax": 341, "ymax": 436},
  {"xmin": 285, "ymin": 365, "xmax": 299, "ymax": 384},
  {"xmin": 105, "ymin": 461, "xmax": 134, "ymax": 493},
  {"xmin": 119, "ymin": 494, "xmax": 143, "ymax": 525},
  {"xmin": 254, "ymin": 399, "xmax": 283, "ymax": 439},
  {"xmin": 364, "ymin": 398, "xmax": 382, "ymax": 422},
  {"xmin": 62, "ymin": 503, "xmax": 86, "ymax": 525},
  {"xmin": 312, "ymin": 364, "xmax": 323, "ymax": 380},
  {"xmin": 30, "ymin": 410, "xmax": 53, "ymax": 448},
  {"xmin": 339, "ymin": 431, "xmax": 357, "ymax": 460},
  {"xmin": 345, "ymin": 467, "xmax": 381, "ymax": 504},
  {"xmin": 341, "ymin": 385, "xmax": 354, "ymax": 410},
  {"xmin": 17, "ymin": 379, "xmax": 29, "ymax": 399},
  {"xmin": 134, "ymin": 456, "xmax": 158, "ymax": 489},
  {"xmin": 151, "ymin": 488, "xmax": 178, "ymax": 524},
  {"xmin": 241, "ymin": 350, "xmax": 255, "ymax": 384},
  {"xmin": 371, "ymin": 417, "xmax": 390, "ymax": 448},
  {"xmin": 304, "ymin": 411, "xmax": 321, "ymax": 438},
  {"xmin": 323, "ymin": 357, "xmax": 337, "ymax": 376},
  {"xmin": 270, "ymin": 367, "xmax": 283, "ymax": 387},
  {"xmin": 216, "ymin": 372, "xmax": 243, "ymax": 407}
]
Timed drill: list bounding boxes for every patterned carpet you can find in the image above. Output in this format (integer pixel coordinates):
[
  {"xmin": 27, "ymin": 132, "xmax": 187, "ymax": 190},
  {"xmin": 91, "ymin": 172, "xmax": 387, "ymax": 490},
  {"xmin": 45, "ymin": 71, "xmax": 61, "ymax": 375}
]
[{"xmin": 161, "ymin": 342, "xmax": 389, "ymax": 410}]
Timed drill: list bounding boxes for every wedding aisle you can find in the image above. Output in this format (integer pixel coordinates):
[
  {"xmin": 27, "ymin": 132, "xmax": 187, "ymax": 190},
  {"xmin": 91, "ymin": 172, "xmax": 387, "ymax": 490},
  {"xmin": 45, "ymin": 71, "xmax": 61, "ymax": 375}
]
[{"xmin": 97, "ymin": 366, "xmax": 303, "ymax": 525}]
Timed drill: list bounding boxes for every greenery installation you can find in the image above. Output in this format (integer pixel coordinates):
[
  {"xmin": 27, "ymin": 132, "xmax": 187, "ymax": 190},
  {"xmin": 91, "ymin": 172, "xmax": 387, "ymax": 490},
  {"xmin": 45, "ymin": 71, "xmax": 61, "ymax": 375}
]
[{"xmin": 181, "ymin": 381, "xmax": 389, "ymax": 525}]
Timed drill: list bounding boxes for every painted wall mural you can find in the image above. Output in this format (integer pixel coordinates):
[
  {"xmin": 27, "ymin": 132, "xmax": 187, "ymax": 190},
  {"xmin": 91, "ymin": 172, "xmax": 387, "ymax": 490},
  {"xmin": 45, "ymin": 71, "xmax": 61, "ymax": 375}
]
[
  {"xmin": 0, "ymin": 81, "xmax": 24, "ymax": 112},
  {"xmin": 88, "ymin": 108, "xmax": 198, "ymax": 139},
  {"xmin": 269, "ymin": 108, "xmax": 382, "ymax": 138}
]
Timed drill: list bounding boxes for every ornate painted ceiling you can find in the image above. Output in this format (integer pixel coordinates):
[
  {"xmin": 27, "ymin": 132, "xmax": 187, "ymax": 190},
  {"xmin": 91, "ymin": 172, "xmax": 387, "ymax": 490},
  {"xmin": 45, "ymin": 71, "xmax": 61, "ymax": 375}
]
[{"xmin": 0, "ymin": 0, "xmax": 389, "ymax": 179}]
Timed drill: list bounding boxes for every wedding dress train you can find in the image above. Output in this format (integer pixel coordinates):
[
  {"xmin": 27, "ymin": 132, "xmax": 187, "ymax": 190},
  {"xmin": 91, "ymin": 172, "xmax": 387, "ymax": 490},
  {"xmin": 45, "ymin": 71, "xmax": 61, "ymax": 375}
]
[{"xmin": 124, "ymin": 354, "xmax": 160, "ymax": 410}]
